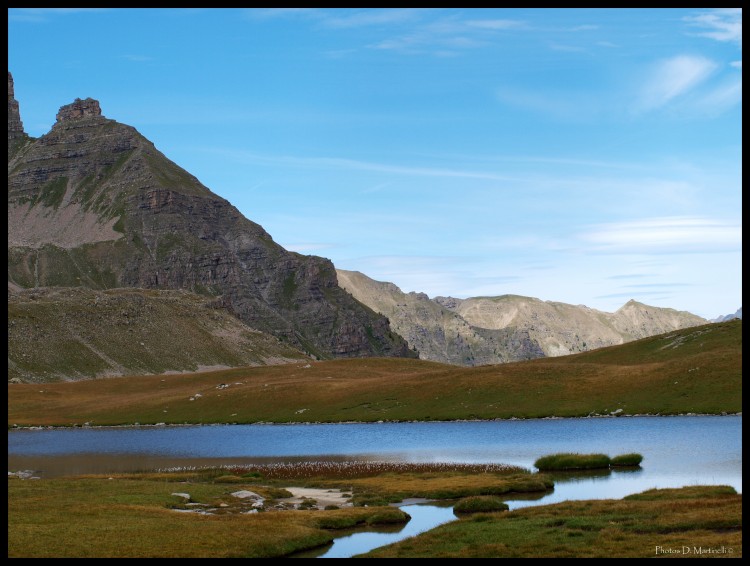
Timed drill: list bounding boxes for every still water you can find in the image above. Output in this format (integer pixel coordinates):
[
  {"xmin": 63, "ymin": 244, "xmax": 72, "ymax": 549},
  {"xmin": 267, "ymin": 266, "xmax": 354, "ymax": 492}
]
[
  {"xmin": 9, "ymin": 416, "xmax": 741, "ymax": 558},
  {"xmin": 8, "ymin": 416, "xmax": 742, "ymax": 494}
]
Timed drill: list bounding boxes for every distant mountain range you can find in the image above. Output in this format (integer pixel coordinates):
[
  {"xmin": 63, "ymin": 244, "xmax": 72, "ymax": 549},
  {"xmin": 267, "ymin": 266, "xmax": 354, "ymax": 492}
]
[
  {"xmin": 712, "ymin": 308, "xmax": 742, "ymax": 323},
  {"xmin": 337, "ymin": 269, "xmax": 709, "ymax": 366}
]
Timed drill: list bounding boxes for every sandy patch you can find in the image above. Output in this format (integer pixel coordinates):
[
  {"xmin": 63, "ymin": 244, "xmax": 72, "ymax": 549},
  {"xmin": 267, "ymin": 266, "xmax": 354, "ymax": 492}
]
[{"xmin": 282, "ymin": 487, "xmax": 353, "ymax": 509}]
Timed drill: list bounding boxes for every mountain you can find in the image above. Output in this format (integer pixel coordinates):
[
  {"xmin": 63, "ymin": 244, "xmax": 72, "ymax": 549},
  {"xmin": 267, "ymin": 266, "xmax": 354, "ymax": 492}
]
[
  {"xmin": 712, "ymin": 308, "xmax": 742, "ymax": 322},
  {"xmin": 337, "ymin": 269, "xmax": 708, "ymax": 366},
  {"xmin": 7, "ymin": 72, "xmax": 414, "ymax": 361},
  {"xmin": 8, "ymin": 287, "xmax": 310, "ymax": 382},
  {"xmin": 336, "ymin": 270, "xmax": 544, "ymax": 365}
]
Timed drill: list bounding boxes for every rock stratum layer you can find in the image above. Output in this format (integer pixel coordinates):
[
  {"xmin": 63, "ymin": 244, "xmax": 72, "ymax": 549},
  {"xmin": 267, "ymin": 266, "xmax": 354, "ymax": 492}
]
[
  {"xmin": 337, "ymin": 269, "xmax": 708, "ymax": 366},
  {"xmin": 7, "ymin": 74, "xmax": 414, "ymax": 363}
]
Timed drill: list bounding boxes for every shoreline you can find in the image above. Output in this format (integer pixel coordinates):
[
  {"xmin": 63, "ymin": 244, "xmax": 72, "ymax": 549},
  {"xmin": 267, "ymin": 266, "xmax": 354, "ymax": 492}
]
[{"xmin": 7, "ymin": 411, "xmax": 742, "ymax": 431}]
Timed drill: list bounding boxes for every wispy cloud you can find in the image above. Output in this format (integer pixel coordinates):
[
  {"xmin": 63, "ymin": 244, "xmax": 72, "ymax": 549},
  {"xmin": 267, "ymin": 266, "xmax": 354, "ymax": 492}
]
[
  {"xmin": 607, "ymin": 273, "xmax": 652, "ymax": 280},
  {"xmin": 9, "ymin": 7, "xmax": 108, "ymax": 22},
  {"xmin": 694, "ymin": 75, "xmax": 743, "ymax": 115},
  {"xmin": 465, "ymin": 19, "xmax": 523, "ymax": 30},
  {"xmin": 635, "ymin": 55, "xmax": 717, "ymax": 112},
  {"xmin": 211, "ymin": 148, "xmax": 522, "ymax": 182},
  {"xmin": 579, "ymin": 216, "xmax": 741, "ymax": 254},
  {"xmin": 684, "ymin": 8, "xmax": 742, "ymax": 46},
  {"xmin": 367, "ymin": 14, "xmax": 523, "ymax": 54},
  {"xmin": 324, "ymin": 9, "xmax": 422, "ymax": 28},
  {"xmin": 731, "ymin": 60, "xmax": 742, "ymax": 70},
  {"xmin": 624, "ymin": 283, "xmax": 693, "ymax": 288},
  {"xmin": 567, "ymin": 24, "xmax": 598, "ymax": 32},
  {"xmin": 596, "ymin": 291, "xmax": 673, "ymax": 300},
  {"xmin": 496, "ymin": 86, "xmax": 599, "ymax": 121},
  {"xmin": 247, "ymin": 8, "xmax": 317, "ymax": 19}
]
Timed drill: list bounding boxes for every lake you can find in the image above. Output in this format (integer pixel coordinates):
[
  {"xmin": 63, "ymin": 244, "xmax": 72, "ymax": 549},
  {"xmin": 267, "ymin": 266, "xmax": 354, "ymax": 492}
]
[
  {"xmin": 9, "ymin": 415, "xmax": 741, "ymax": 558},
  {"xmin": 8, "ymin": 415, "xmax": 741, "ymax": 495}
]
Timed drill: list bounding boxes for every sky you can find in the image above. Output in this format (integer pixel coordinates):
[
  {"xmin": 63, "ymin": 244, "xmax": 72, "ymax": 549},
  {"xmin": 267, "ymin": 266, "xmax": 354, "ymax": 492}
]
[{"xmin": 8, "ymin": 8, "xmax": 742, "ymax": 319}]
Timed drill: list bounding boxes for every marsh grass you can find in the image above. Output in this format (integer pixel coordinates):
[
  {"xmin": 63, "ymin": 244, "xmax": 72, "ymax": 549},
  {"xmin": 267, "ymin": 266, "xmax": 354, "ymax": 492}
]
[
  {"xmin": 363, "ymin": 486, "xmax": 742, "ymax": 558},
  {"xmin": 534, "ymin": 453, "xmax": 611, "ymax": 471},
  {"xmin": 454, "ymin": 496, "xmax": 509, "ymax": 513},
  {"xmin": 610, "ymin": 453, "xmax": 643, "ymax": 467}
]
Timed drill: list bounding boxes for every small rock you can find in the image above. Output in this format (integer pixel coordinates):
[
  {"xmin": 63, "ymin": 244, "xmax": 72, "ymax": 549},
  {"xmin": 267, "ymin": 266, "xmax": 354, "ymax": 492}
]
[{"xmin": 172, "ymin": 492, "xmax": 191, "ymax": 500}]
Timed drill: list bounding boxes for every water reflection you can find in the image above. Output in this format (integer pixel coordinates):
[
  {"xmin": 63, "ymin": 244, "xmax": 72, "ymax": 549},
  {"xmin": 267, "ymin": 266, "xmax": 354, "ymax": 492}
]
[{"xmin": 291, "ymin": 503, "xmax": 457, "ymax": 559}]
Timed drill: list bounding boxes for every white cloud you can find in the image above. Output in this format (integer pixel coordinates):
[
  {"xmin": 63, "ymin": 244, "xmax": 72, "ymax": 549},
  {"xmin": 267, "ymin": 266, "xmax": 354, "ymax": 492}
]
[
  {"xmin": 731, "ymin": 60, "xmax": 742, "ymax": 69},
  {"xmin": 636, "ymin": 55, "xmax": 717, "ymax": 112},
  {"xmin": 684, "ymin": 8, "xmax": 742, "ymax": 46},
  {"xmin": 579, "ymin": 216, "xmax": 741, "ymax": 254}
]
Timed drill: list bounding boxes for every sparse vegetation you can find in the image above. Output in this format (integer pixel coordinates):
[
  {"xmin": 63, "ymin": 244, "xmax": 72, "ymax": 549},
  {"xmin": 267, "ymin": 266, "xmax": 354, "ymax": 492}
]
[{"xmin": 454, "ymin": 496, "xmax": 509, "ymax": 513}]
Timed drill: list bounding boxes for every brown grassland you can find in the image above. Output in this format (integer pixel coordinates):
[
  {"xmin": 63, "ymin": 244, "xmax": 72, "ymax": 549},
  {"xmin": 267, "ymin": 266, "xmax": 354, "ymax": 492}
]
[{"xmin": 7, "ymin": 320, "xmax": 741, "ymax": 426}]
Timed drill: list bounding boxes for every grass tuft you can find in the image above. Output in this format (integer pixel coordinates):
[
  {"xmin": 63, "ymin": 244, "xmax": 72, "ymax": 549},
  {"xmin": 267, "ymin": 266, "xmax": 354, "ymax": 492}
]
[
  {"xmin": 610, "ymin": 453, "xmax": 643, "ymax": 467},
  {"xmin": 454, "ymin": 496, "xmax": 509, "ymax": 514}
]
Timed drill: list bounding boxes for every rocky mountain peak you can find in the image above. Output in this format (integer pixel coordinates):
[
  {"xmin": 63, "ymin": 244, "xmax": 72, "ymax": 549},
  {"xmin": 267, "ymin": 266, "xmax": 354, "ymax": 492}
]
[
  {"xmin": 8, "ymin": 71, "xmax": 25, "ymax": 140},
  {"xmin": 56, "ymin": 97, "xmax": 102, "ymax": 122},
  {"xmin": 8, "ymin": 75, "xmax": 415, "ymax": 362}
]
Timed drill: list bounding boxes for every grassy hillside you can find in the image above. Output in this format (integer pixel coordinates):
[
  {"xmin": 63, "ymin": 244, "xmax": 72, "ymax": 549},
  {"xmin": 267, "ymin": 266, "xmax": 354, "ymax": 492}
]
[
  {"xmin": 8, "ymin": 287, "xmax": 309, "ymax": 382},
  {"xmin": 7, "ymin": 320, "xmax": 741, "ymax": 426}
]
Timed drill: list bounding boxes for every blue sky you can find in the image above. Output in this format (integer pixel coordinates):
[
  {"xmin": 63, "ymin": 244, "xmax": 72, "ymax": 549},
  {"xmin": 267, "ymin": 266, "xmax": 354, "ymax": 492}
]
[{"xmin": 8, "ymin": 8, "xmax": 742, "ymax": 319}]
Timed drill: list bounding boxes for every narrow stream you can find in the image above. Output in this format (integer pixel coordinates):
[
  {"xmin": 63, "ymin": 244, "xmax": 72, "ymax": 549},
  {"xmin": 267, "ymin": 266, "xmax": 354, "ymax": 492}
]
[{"xmin": 290, "ymin": 502, "xmax": 458, "ymax": 558}]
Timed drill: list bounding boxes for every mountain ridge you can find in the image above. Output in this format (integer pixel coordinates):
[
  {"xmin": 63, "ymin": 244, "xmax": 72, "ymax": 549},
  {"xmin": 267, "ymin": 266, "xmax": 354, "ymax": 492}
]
[{"xmin": 337, "ymin": 269, "xmax": 708, "ymax": 366}]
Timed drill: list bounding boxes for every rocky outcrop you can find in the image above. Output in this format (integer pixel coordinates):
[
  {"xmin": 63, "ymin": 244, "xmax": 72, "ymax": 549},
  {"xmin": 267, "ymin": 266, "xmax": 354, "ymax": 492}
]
[
  {"xmin": 8, "ymin": 72, "xmax": 24, "ymax": 140},
  {"xmin": 338, "ymin": 270, "xmax": 708, "ymax": 366},
  {"xmin": 56, "ymin": 97, "xmax": 102, "ymax": 122},
  {"xmin": 7, "ymin": 79, "xmax": 415, "ymax": 361}
]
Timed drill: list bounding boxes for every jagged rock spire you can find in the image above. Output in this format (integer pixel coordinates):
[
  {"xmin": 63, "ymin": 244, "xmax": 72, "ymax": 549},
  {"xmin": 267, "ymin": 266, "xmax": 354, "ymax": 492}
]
[{"xmin": 8, "ymin": 71, "xmax": 25, "ymax": 140}]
